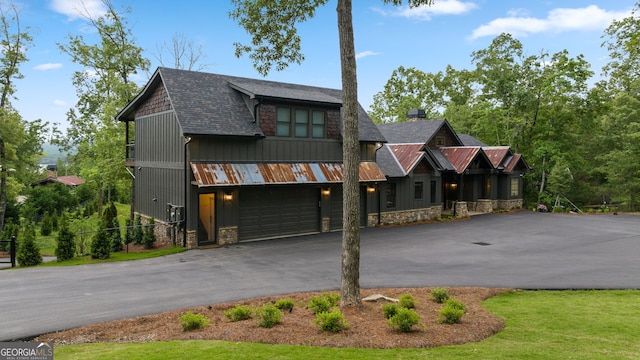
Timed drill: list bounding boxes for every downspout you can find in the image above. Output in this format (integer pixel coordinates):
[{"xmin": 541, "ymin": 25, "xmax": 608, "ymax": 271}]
[
  {"xmin": 183, "ymin": 135, "xmax": 192, "ymax": 247},
  {"xmin": 253, "ymin": 97, "xmax": 263, "ymax": 123}
]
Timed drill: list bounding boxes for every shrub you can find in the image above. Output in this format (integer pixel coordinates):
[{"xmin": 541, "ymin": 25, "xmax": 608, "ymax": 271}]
[
  {"xmin": 431, "ymin": 287, "xmax": 450, "ymax": 303},
  {"xmin": 90, "ymin": 227, "xmax": 111, "ymax": 260},
  {"xmin": 55, "ymin": 215, "xmax": 76, "ymax": 261},
  {"xmin": 143, "ymin": 217, "xmax": 156, "ymax": 249},
  {"xmin": 388, "ymin": 307, "xmax": 420, "ymax": 332},
  {"xmin": 308, "ymin": 296, "xmax": 332, "ymax": 314},
  {"xmin": 40, "ymin": 212, "xmax": 53, "ymax": 236},
  {"xmin": 274, "ymin": 298, "xmax": 295, "ymax": 312},
  {"xmin": 399, "ymin": 293, "xmax": 416, "ymax": 309},
  {"xmin": 324, "ymin": 293, "xmax": 340, "ymax": 307},
  {"xmin": 223, "ymin": 305, "xmax": 252, "ymax": 322},
  {"xmin": 124, "ymin": 218, "xmax": 133, "ymax": 245},
  {"xmin": 257, "ymin": 303, "xmax": 283, "ymax": 328},
  {"xmin": 381, "ymin": 303, "xmax": 400, "ymax": 319},
  {"xmin": 438, "ymin": 299, "xmax": 466, "ymax": 324},
  {"xmin": 179, "ymin": 312, "xmax": 210, "ymax": 331},
  {"xmin": 132, "ymin": 214, "xmax": 144, "ymax": 245},
  {"xmin": 314, "ymin": 309, "xmax": 349, "ymax": 333},
  {"xmin": 17, "ymin": 221, "xmax": 42, "ymax": 267}
]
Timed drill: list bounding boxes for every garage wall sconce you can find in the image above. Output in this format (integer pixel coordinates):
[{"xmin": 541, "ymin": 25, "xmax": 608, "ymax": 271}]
[
  {"xmin": 223, "ymin": 192, "xmax": 233, "ymax": 202},
  {"xmin": 321, "ymin": 188, "xmax": 331, "ymax": 196},
  {"xmin": 367, "ymin": 186, "xmax": 376, "ymax": 193}
]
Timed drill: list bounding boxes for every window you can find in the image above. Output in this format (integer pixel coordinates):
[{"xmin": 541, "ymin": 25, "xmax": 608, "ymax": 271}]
[
  {"xmin": 312, "ymin": 111, "xmax": 325, "ymax": 138},
  {"xmin": 435, "ymin": 136, "xmax": 445, "ymax": 146},
  {"xmin": 276, "ymin": 107, "xmax": 290, "ymax": 136},
  {"xmin": 276, "ymin": 107, "xmax": 326, "ymax": 138},
  {"xmin": 510, "ymin": 177, "xmax": 520, "ymax": 197},
  {"xmin": 386, "ymin": 183, "xmax": 396, "ymax": 208},
  {"xmin": 430, "ymin": 180, "xmax": 437, "ymax": 203},
  {"xmin": 295, "ymin": 109, "xmax": 308, "ymax": 137},
  {"xmin": 414, "ymin": 182, "xmax": 423, "ymax": 200}
]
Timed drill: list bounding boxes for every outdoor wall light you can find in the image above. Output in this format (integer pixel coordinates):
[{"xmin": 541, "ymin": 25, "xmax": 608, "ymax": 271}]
[
  {"xmin": 450, "ymin": 183, "xmax": 458, "ymax": 190},
  {"xmin": 223, "ymin": 192, "xmax": 233, "ymax": 202},
  {"xmin": 367, "ymin": 186, "xmax": 376, "ymax": 193},
  {"xmin": 321, "ymin": 188, "xmax": 331, "ymax": 196}
]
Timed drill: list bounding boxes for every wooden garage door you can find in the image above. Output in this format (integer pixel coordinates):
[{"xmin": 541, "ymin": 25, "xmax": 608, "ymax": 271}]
[{"xmin": 239, "ymin": 186, "xmax": 320, "ymax": 241}]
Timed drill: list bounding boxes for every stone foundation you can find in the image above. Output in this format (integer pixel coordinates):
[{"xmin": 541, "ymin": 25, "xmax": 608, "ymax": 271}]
[
  {"xmin": 218, "ymin": 226, "xmax": 238, "ymax": 245},
  {"xmin": 454, "ymin": 201, "xmax": 469, "ymax": 218},
  {"xmin": 475, "ymin": 199, "xmax": 493, "ymax": 213},
  {"xmin": 374, "ymin": 206, "xmax": 442, "ymax": 226},
  {"xmin": 322, "ymin": 217, "xmax": 330, "ymax": 232},
  {"xmin": 497, "ymin": 199, "xmax": 523, "ymax": 210}
]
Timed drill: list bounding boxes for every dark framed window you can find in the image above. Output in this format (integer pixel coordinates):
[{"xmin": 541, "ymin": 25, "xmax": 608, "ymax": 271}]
[
  {"xmin": 276, "ymin": 107, "xmax": 290, "ymax": 136},
  {"xmin": 435, "ymin": 136, "xmax": 445, "ymax": 146},
  {"xmin": 386, "ymin": 183, "xmax": 396, "ymax": 208},
  {"xmin": 295, "ymin": 109, "xmax": 308, "ymax": 137},
  {"xmin": 414, "ymin": 182, "xmax": 423, "ymax": 200},
  {"xmin": 510, "ymin": 177, "xmax": 520, "ymax": 196},
  {"xmin": 430, "ymin": 180, "xmax": 437, "ymax": 203},
  {"xmin": 312, "ymin": 110, "xmax": 325, "ymax": 138}
]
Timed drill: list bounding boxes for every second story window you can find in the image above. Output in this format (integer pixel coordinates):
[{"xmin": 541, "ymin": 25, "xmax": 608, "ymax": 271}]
[{"xmin": 277, "ymin": 107, "xmax": 326, "ymax": 138}]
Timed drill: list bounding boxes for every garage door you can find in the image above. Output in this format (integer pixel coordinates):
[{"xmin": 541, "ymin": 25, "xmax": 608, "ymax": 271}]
[
  {"xmin": 239, "ymin": 186, "xmax": 320, "ymax": 241},
  {"xmin": 330, "ymin": 186, "xmax": 343, "ymax": 231}
]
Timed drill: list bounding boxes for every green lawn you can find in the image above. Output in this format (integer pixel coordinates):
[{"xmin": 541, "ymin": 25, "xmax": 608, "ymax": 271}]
[{"xmin": 53, "ymin": 290, "xmax": 640, "ymax": 359}]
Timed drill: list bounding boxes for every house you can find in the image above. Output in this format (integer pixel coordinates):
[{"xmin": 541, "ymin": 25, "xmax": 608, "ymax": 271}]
[
  {"xmin": 375, "ymin": 109, "xmax": 530, "ymax": 223},
  {"xmin": 116, "ymin": 67, "xmax": 387, "ymax": 248},
  {"xmin": 31, "ymin": 165, "xmax": 85, "ymax": 188}
]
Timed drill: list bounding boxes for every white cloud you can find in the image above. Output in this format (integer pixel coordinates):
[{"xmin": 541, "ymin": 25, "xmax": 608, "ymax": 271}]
[
  {"xmin": 470, "ymin": 5, "xmax": 632, "ymax": 40},
  {"xmin": 50, "ymin": 0, "xmax": 108, "ymax": 21},
  {"xmin": 34, "ymin": 63, "xmax": 63, "ymax": 71},
  {"xmin": 53, "ymin": 99, "xmax": 67, "ymax": 107},
  {"xmin": 356, "ymin": 50, "xmax": 379, "ymax": 59},
  {"xmin": 377, "ymin": 0, "xmax": 477, "ymax": 20}
]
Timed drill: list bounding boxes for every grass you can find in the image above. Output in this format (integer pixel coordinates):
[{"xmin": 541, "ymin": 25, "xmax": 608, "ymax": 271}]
[
  {"xmin": 52, "ymin": 290, "xmax": 640, "ymax": 360},
  {"xmin": 36, "ymin": 246, "xmax": 186, "ymax": 267}
]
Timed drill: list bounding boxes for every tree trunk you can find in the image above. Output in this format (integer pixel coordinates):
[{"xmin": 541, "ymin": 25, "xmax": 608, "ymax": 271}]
[
  {"xmin": 0, "ymin": 139, "xmax": 6, "ymax": 234},
  {"xmin": 337, "ymin": 0, "xmax": 361, "ymax": 307}
]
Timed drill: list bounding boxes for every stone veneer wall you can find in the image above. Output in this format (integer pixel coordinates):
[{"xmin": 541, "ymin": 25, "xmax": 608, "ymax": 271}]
[
  {"xmin": 372, "ymin": 206, "xmax": 442, "ymax": 226},
  {"xmin": 497, "ymin": 199, "xmax": 523, "ymax": 210},
  {"xmin": 466, "ymin": 199, "xmax": 524, "ymax": 213},
  {"xmin": 218, "ymin": 226, "xmax": 238, "ymax": 245},
  {"xmin": 454, "ymin": 201, "xmax": 469, "ymax": 218}
]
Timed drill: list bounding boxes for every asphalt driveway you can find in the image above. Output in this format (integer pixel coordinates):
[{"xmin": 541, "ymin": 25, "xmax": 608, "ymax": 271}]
[{"xmin": 1, "ymin": 211, "xmax": 639, "ymax": 341}]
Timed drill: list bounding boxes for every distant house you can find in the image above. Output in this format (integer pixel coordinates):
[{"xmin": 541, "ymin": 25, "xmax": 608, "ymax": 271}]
[
  {"xmin": 31, "ymin": 165, "xmax": 85, "ymax": 188},
  {"xmin": 376, "ymin": 109, "xmax": 530, "ymax": 222},
  {"xmin": 116, "ymin": 67, "xmax": 387, "ymax": 248}
]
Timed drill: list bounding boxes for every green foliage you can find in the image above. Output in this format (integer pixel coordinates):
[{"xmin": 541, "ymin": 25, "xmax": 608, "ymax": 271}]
[
  {"xmin": 438, "ymin": 298, "xmax": 466, "ymax": 324},
  {"xmin": 132, "ymin": 214, "xmax": 144, "ymax": 245},
  {"xmin": 387, "ymin": 307, "xmax": 421, "ymax": 332},
  {"xmin": 223, "ymin": 305, "xmax": 252, "ymax": 322},
  {"xmin": 124, "ymin": 217, "xmax": 133, "ymax": 245},
  {"xmin": 103, "ymin": 202, "xmax": 122, "ymax": 252},
  {"xmin": 308, "ymin": 296, "xmax": 332, "ymax": 315},
  {"xmin": 431, "ymin": 287, "xmax": 450, "ymax": 303},
  {"xmin": 381, "ymin": 303, "xmax": 400, "ymax": 319},
  {"xmin": 22, "ymin": 183, "xmax": 78, "ymax": 220},
  {"xmin": 256, "ymin": 303, "xmax": 283, "ymax": 328},
  {"xmin": 398, "ymin": 293, "xmax": 416, "ymax": 309},
  {"xmin": 90, "ymin": 227, "xmax": 110, "ymax": 260},
  {"xmin": 143, "ymin": 217, "xmax": 156, "ymax": 249},
  {"xmin": 179, "ymin": 312, "xmax": 210, "ymax": 331},
  {"xmin": 40, "ymin": 212, "xmax": 53, "ymax": 236},
  {"xmin": 314, "ymin": 308, "xmax": 349, "ymax": 333},
  {"xmin": 55, "ymin": 214, "xmax": 76, "ymax": 261},
  {"xmin": 274, "ymin": 298, "xmax": 295, "ymax": 312},
  {"xmin": 17, "ymin": 221, "xmax": 43, "ymax": 267},
  {"xmin": 0, "ymin": 221, "xmax": 19, "ymax": 251}
]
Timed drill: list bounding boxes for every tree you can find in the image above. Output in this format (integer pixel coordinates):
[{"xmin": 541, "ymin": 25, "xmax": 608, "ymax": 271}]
[
  {"xmin": 154, "ymin": 33, "xmax": 209, "ymax": 71},
  {"xmin": 602, "ymin": 1, "xmax": 640, "ymax": 92},
  {"xmin": 55, "ymin": 214, "xmax": 76, "ymax": 261},
  {"xmin": 90, "ymin": 224, "xmax": 110, "ymax": 260},
  {"xmin": 143, "ymin": 217, "xmax": 156, "ymax": 249},
  {"xmin": 230, "ymin": 0, "xmax": 433, "ymax": 306},
  {"xmin": 17, "ymin": 219, "xmax": 42, "ymax": 266}
]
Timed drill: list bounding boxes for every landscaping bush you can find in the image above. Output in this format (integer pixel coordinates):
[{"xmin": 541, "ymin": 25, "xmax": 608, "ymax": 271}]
[
  {"xmin": 399, "ymin": 293, "xmax": 416, "ymax": 309},
  {"xmin": 223, "ymin": 305, "xmax": 252, "ymax": 322},
  {"xmin": 40, "ymin": 212, "xmax": 53, "ymax": 236},
  {"xmin": 438, "ymin": 298, "xmax": 466, "ymax": 324},
  {"xmin": 431, "ymin": 287, "xmax": 450, "ymax": 303},
  {"xmin": 324, "ymin": 293, "xmax": 340, "ymax": 307},
  {"xmin": 55, "ymin": 215, "xmax": 76, "ymax": 261},
  {"xmin": 388, "ymin": 307, "xmax": 420, "ymax": 332},
  {"xmin": 381, "ymin": 303, "xmax": 400, "ymax": 319},
  {"xmin": 256, "ymin": 303, "xmax": 283, "ymax": 328},
  {"xmin": 132, "ymin": 214, "xmax": 144, "ymax": 245},
  {"xmin": 17, "ymin": 221, "xmax": 42, "ymax": 267},
  {"xmin": 143, "ymin": 217, "xmax": 156, "ymax": 249},
  {"xmin": 90, "ymin": 226, "xmax": 111, "ymax": 260},
  {"xmin": 124, "ymin": 218, "xmax": 133, "ymax": 245},
  {"xmin": 308, "ymin": 296, "xmax": 332, "ymax": 314},
  {"xmin": 179, "ymin": 311, "xmax": 210, "ymax": 331},
  {"xmin": 314, "ymin": 309, "xmax": 349, "ymax": 333},
  {"xmin": 274, "ymin": 298, "xmax": 295, "ymax": 312}
]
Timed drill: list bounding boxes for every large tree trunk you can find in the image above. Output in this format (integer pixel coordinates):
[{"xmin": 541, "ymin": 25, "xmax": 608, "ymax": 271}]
[
  {"xmin": 0, "ymin": 139, "xmax": 6, "ymax": 234},
  {"xmin": 337, "ymin": 0, "xmax": 361, "ymax": 307}
]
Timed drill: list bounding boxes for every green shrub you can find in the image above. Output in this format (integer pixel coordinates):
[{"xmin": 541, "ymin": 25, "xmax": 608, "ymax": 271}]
[
  {"xmin": 381, "ymin": 303, "xmax": 400, "ymax": 319},
  {"xmin": 308, "ymin": 296, "xmax": 332, "ymax": 314},
  {"xmin": 274, "ymin": 298, "xmax": 295, "ymax": 312},
  {"xmin": 388, "ymin": 307, "xmax": 420, "ymax": 332},
  {"xmin": 17, "ymin": 221, "xmax": 42, "ymax": 267},
  {"xmin": 132, "ymin": 214, "xmax": 144, "ymax": 245},
  {"xmin": 399, "ymin": 293, "xmax": 416, "ymax": 309},
  {"xmin": 143, "ymin": 217, "xmax": 156, "ymax": 249},
  {"xmin": 257, "ymin": 303, "xmax": 283, "ymax": 328},
  {"xmin": 90, "ymin": 227, "xmax": 111, "ymax": 260},
  {"xmin": 223, "ymin": 305, "xmax": 252, "ymax": 322},
  {"xmin": 324, "ymin": 293, "xmax": 340, "ymax": 307},
  {"xmin": 55, "ymin": 215, "xmax": 76, "ymax": 261},
  {"xmin": 179, "ymin": 311, "xmax": 210, "ymax": 331},
  {"xmin": 431, "ymin": 287, "xmax": 450, "ymax": 303},
  {"xmin": 438, "ymin": 299, "xmax": 466, "ymax": 324},
  {"xmin": 314, "ymin": 309, "xmax": 349, "ymax": 333},
  {"xmin": 40, "ymin": 212, "xmax": 53, "ymax": 236},
  {"xmin": 124, "ymin": 218, "xmax": 133, "ymax": 245}
]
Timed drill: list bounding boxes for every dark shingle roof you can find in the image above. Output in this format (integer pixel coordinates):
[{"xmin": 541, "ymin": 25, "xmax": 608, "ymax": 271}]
[
  {"xmin": 458, "ymin": 134, "xmax": 488, "ymax": 147},
  {"xmin": 117, "ymin": 67, "xmax": 385, "ymax": 142},
  {"xmin": 376, "ymin": 120, "xmax": 447, "ymax": 144}
]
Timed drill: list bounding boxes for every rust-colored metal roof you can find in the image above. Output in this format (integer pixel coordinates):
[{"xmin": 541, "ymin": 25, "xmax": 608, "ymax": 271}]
[
  {"xmin": 439, "ymin": 147, "xmax": 482, "ymax": 174},
  {"xmin": 482, "ymin": 146, "xmax": 511, "ymax": 168},
  {"xmin": 191, "ymin": 162, "xmax": 386, "ymax": 187},
  {"xmin": 504, "ymin": 154, "xmax": 524, "ymax": 173},
  {"xmin": 56, "ymin": 176, "xmax": 85, "ymax": 186},
  {"xmin": 387, "ymin": 144, "xmax": 425, "ymax": 175}
]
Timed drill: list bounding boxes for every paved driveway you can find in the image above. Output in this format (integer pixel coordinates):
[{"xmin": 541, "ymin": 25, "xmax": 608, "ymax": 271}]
[{"xmin": 1, "ymin": 211, "xmax": 639, "ymax": 341}]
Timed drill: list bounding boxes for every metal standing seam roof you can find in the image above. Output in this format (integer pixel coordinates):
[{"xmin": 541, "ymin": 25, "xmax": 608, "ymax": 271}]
[
  {"xmin": 482, "ymin": 146, "xmax": 512, "ymax": 168},
  {"xmin": 386, "ymin": 144, "xmax": 426, "ymax": 175},
  {"xmin": 190, "ymin": 162, "xmax": 386, "ymax": 187},
  {"xmin": 439, "ymin": 147, "xmax": 483, "ymax": 174}
]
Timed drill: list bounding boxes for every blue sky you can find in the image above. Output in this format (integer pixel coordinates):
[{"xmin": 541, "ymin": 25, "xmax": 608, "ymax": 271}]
[{"xmin": 16, "ymin": 0, "xmax": 636, "ymax": 132}]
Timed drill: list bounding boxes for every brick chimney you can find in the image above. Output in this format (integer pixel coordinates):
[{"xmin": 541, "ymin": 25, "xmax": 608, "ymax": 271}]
[
  {"xmin": 46, "ymin": 164, "xmax": 57, "ymax": 179},
  {"xmin": 407, "ymin": 109, "xmax": 426, "ymax": 122}
]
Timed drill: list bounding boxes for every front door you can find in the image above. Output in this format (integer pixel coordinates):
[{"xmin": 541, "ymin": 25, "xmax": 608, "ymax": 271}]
[{"xmin": 198, "ymin": 193, "xmax": 216, "ymax": 244}]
